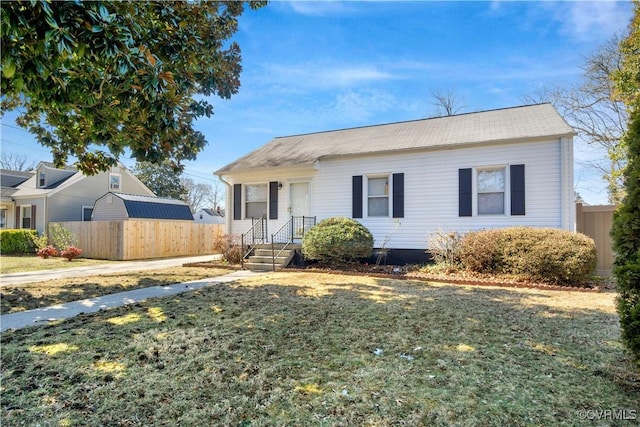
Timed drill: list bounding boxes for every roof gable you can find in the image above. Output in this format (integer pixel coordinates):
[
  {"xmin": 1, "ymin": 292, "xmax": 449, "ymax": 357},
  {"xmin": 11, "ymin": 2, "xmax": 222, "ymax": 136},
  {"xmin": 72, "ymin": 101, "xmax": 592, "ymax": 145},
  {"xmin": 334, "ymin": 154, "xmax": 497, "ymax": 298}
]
[{"xmin": 216, "ymin": 103, "xmax": 575, "ymax": 174}]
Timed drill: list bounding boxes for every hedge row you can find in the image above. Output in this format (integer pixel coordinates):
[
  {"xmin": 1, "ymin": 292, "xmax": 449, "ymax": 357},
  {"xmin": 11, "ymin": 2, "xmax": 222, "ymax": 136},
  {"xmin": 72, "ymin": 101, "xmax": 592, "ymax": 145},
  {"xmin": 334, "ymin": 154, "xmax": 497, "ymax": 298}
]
[
  {"xmin": 459, "ymin": 227, "xmax": 597, "ymax": 285},
  {"xmin": 0, "ymin": 229, "xmax": 37, "ymax": 254}
]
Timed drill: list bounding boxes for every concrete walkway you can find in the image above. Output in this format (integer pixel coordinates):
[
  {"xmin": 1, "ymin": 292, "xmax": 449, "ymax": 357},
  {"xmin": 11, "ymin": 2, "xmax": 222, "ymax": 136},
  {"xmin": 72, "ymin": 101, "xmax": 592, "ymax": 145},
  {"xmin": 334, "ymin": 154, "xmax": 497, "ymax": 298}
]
[
  {"xmin": 0, "ymin": 269, "xmax": 264, "ymax": 332},
  {"xmin": 0, "ymin": 254, "xmax": 221, "ymax": 286}
]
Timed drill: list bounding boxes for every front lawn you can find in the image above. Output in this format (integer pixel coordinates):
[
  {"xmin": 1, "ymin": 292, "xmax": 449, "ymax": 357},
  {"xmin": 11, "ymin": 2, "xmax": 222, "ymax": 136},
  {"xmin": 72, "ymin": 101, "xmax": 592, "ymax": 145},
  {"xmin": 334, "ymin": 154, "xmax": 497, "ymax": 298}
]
[
  {"xmin": 0, "ymin": 267, "xmax": 232, "ymax": 314},
  {"xmin": 0, "ymin": 255, "xmax": 113, "ymax": 274},
  {"xmin": 1, "ymin": 272, "xmax": 637, "ymax": 426}
]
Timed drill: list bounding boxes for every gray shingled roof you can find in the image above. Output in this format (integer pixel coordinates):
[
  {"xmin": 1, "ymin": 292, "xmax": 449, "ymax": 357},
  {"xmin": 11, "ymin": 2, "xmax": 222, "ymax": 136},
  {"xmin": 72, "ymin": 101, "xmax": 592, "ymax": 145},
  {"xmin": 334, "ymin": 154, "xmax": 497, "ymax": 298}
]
[{"xmin": 216, "ymin": 103, "xmax": 575, "ymax": 174}]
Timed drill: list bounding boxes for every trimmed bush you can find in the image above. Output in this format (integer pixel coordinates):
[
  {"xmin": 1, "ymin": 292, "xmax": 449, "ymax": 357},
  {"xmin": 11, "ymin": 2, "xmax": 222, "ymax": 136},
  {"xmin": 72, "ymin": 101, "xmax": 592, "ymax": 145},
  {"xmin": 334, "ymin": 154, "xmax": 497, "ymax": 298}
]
[
  {"xmin": 37, "ymin": 246, "xmax": 59, "ymax": 259},
  {"xmin": 61, "ymin": 246, "xmax": 82, "ymax": 261},
  {"xmin": 0, "ymin": 229, "xmax": 37, "ymax": 254},
  {"xmin": 460, "ymin": 227, "xmax": 597, "ymax": 285},
  {"xmin": 302, "ymin": 217, "xmax": 373, "ymax": 263}
]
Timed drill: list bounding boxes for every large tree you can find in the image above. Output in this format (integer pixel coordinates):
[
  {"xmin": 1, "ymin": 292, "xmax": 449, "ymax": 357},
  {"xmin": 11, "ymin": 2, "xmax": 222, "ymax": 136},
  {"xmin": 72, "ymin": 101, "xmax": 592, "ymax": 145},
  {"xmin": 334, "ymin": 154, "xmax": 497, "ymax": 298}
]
[
  {"xmin": 524, "ymin": 35, "xmax": 628, "ymax": 204},
  {"xmin": 0, "ymin": 152, "xmax": 35, "ymax": 171},
  {"xmin": 1, "ymin": 1, "xmax": 264, "ymax": 175},
  {"xmin": 132, "ymin": 160, "xmax": 185, "ymax": 199},
  {"xmin": 611, "ymin": 1, "xmax": 640, "ymax": 361}
]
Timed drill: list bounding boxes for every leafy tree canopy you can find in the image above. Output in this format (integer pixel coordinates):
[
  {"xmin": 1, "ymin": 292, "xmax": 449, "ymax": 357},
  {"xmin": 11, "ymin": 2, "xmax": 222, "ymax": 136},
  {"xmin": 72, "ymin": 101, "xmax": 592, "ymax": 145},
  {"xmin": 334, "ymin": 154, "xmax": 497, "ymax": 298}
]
[
  {"xmin": 132, "ymin": 160, "xmax": 185, "ymax": 200},
  {"xmin": 1, "ymin": 0, "xmax": 265, "ymax": 175}
]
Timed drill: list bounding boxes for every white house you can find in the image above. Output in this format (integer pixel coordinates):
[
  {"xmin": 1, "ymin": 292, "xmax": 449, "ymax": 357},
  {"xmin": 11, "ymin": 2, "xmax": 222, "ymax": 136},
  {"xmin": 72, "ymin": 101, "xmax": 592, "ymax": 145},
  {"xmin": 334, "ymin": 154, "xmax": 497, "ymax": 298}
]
[
  {"xmin": 193, "ymin": 208, "xmax": 225, "ymax": 224},
  {"xmin": 215, "ymin": 103, "xmax": 576, "ymax": 264},
  {"xmin": 1, "ymin": 162, "xmax": 154, "ymax": 234}
]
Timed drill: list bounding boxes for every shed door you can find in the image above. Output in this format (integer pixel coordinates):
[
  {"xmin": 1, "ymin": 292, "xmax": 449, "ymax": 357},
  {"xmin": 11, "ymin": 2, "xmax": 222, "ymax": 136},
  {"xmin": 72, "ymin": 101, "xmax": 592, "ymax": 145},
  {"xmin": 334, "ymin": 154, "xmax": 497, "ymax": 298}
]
[{"xmin": 289, "ymin": 182, "xmax": 309, "ymax": 217}]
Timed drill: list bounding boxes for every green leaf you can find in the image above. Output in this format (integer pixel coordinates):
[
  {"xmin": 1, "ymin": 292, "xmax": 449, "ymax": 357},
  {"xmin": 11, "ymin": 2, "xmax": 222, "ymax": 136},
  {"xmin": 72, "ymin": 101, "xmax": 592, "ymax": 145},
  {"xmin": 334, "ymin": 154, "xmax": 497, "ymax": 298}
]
[{"xmin": 2, "ymin": 59, "xmax": 16, "ymax": 78}]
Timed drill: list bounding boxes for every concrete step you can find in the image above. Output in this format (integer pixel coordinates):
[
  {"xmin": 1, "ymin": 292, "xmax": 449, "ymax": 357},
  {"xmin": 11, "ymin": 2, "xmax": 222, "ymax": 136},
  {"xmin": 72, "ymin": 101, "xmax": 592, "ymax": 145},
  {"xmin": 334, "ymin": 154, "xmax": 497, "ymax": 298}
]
[
  {"xmin": 248, "ymin": 256, "xmax": 291, "ymax": 264},
  {"xmin": 254, "ymin": 249, "xmax": 295, "ymax": 258},
  {"xmin": 244, "ymin": 263, "xmax": 279, "ymax": 272}
]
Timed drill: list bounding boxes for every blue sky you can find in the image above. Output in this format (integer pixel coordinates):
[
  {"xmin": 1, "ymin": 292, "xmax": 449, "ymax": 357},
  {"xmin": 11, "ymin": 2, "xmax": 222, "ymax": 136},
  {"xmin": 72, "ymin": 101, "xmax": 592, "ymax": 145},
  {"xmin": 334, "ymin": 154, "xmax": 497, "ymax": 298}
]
[{"xmin": 0, "ymin": 1, "xmax": 633, "ymax": 204}]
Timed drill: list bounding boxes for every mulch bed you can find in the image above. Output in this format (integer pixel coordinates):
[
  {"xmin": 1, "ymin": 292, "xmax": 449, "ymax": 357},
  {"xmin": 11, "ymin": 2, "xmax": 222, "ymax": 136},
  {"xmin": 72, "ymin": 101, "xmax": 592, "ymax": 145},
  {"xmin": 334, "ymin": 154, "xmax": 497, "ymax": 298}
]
[{"xmin": 186, "ymin": 260, "xmax": 609, "ymax": 292}]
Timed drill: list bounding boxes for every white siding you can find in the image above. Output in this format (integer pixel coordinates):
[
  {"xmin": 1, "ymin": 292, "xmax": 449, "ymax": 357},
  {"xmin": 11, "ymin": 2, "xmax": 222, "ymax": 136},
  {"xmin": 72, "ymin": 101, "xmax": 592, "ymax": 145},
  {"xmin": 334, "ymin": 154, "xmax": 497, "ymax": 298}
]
[{"xmin": 223, "ymin": 139, "xmax": 570, "ymax": 250}]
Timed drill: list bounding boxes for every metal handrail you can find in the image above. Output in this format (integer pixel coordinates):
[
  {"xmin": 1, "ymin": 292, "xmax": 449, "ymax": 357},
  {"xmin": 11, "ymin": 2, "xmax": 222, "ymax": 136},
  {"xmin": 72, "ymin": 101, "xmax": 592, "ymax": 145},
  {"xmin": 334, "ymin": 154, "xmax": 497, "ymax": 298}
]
[
  {"xmin": 269, "ymin": 216, "xmax": 316, "ymax": 271},
  {"xmin": 240, "ymin": 217, "xmax": 266, "ymax": 268}
]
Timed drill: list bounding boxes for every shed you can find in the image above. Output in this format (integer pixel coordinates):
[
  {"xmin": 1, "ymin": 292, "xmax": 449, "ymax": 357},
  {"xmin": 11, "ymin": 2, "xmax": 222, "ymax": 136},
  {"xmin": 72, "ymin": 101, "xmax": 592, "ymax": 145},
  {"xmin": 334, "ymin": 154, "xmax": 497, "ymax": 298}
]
[{"xmin": 92, "ymin": 192, "xmax": 193, "ymax": 221}]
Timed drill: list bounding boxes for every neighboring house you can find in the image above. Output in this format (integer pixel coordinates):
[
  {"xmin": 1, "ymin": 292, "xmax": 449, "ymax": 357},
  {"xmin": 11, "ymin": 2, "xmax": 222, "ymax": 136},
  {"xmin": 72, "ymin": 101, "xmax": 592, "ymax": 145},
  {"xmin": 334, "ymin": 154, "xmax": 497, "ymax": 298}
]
[
  {"xmin": 1, "ymin": 161, "xmax": 154, "ymax": 234},
  {"xmin": 0, "ymin": 169, "xmax": 32, "ymax": 229},
  {"xmin": 193, "ymin": 208, "xmax": 225, "ymax": 224},
  {"xmin": 92, "ymin": 193, "xmax": 193, "ymax": 221},
  {"xmin": 215, "ymin": 103, "xmax": 576, "ymax": 263}
]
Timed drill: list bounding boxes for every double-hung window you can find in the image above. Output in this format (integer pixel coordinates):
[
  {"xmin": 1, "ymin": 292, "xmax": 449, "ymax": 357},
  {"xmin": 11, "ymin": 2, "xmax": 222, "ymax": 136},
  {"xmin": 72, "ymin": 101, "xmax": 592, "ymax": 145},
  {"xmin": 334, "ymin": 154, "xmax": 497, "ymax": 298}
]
[
  {"xmin": 245, "ymin": 184, "xmax": 267, "ymax": 218},
  {"xmin": 477, "ymin": 168, "xmax": 505, "ymax": 215},
  {"xmin": 367, "ymin": 176, "xmax": 389, "ymax": 217},
  {"xmin": 39, "ymin": 171, "xmax": 46, "ymax": 187},
  {"xmin": 109, "ymin": 173, "xmax": 121, "ymax": 191},
  {"xmin": 21, "ymin": 205, "xmax": 32, "ymax": 229}
]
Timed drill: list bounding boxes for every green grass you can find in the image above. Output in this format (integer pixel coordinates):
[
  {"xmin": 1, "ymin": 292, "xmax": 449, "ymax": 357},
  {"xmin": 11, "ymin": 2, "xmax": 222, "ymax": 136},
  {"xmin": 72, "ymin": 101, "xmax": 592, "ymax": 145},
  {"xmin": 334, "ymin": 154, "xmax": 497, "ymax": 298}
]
[
  {"xmin": 1, "ymin": 272, "xmax": 637, "ymax": 426},
  {"xmin": 0, "ymin": 254, "xmax": 113, "ymax": 274},
  {"xmin": 0, "ymin": 267, "xmax": 232, "ymax": 314}
]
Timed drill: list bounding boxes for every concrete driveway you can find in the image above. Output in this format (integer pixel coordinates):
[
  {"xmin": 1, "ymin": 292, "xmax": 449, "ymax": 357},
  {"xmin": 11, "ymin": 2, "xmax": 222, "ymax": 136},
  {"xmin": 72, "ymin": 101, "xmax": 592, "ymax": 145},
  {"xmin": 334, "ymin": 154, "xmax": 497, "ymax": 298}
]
[{"xmin": 0, "ymin": 254, "xmax": 221, "ymax": 286}]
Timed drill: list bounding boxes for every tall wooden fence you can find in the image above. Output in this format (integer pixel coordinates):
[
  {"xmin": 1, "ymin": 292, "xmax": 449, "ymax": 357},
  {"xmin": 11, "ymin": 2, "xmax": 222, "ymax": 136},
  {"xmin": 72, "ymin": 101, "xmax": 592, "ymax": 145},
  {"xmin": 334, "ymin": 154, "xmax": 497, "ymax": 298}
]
[
  {"xmin": 51, "ymin": 220, "xmax": 225, "ymax": 261},
  {"xmin": 576, "ymin": 203, "xmax": 617, "ymax": 276}
]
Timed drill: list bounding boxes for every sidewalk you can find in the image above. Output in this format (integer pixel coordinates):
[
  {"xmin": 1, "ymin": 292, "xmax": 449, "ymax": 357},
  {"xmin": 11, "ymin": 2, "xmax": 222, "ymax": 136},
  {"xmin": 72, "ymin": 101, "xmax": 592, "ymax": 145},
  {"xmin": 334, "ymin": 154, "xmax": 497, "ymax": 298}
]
[
  {"xmin": 0, "ymin": 269, "xmax": 264, "ymax": 332},
  {"xmin": 0, "ymin": 254, "xmax": 221, "ymax": 286}
]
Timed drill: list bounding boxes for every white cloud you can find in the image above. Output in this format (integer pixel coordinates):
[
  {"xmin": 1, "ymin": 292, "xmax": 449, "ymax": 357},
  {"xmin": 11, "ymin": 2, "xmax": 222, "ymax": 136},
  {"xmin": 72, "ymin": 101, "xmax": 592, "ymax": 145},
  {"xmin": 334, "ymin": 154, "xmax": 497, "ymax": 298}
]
[
  {"xmin": 332, "ymin": 89, "xmax": 397, "ymax": 122},
  {"xmin": 259, "ymin": 62, "xmax": 396, "ymax": 90},
  {"xmin": 552, "ymin": 1, "xmax": 632, "ymax": 42},
  {"xmin": 286, "ymin": 0, "xmax": 355, "ymax": 16}
]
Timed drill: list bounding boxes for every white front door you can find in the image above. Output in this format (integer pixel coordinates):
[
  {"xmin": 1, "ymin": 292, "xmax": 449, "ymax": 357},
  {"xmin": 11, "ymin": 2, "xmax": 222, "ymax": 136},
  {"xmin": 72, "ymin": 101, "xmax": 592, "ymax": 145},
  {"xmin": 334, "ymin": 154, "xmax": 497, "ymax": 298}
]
[{"xmin": 289, "ymin": 182, "xmax": 309, "ymax": 217}]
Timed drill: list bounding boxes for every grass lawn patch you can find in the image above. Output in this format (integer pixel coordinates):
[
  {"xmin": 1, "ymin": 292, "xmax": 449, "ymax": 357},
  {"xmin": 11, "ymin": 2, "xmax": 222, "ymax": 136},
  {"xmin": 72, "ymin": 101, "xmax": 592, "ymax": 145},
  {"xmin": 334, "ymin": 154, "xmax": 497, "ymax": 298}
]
[
  {"xmin": 1, "ymin": 272, "xmax": 637, "ymax": 426},
  {"xmin": 0, "ymin": 267, "xmax": 230, "ymax": 314},
  {"xmin": 0, "ymin": 255, "xmax": 113, "ymax": 274}
]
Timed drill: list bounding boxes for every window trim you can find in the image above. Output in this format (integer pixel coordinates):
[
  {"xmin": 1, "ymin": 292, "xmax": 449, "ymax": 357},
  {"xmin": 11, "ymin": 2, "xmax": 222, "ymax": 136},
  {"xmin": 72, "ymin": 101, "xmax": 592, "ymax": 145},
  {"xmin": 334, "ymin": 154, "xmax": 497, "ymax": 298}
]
[
  {"xmin": 475, "ymin": 166, "xmax": 508, "ymax": 216},
  {"xmin": 109, "ymin": 173, "xmax": 122, "ymax": 191},
  {"xmin": 244, "ymin": 182, "xmax": 268, "ymax": 219},
  {"xmin": 82, "ymin": 206, "xmax": 93, "ymax": 222},
  {"xmin": 0, "ymin": 208, "xmax": 7, "ymax": 228},
  {"xmin": 20, "ymin": 204, "xmax": 32, "ymax": 229},
  {"xmin": 366, "ymin": 174, "xmax": 391, "ymax": 218},
  {"xmin": 38, "ymin": 171, "xmax": 46, "ymax": 188}
]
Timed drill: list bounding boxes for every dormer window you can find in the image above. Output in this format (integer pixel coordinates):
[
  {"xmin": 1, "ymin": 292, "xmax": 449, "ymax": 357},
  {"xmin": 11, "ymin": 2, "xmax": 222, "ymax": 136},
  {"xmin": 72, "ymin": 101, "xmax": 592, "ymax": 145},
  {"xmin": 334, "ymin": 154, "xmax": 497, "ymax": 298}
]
[
  {"xmin": 39, "ymin": 171, "xmax": 46, "ymax": 187},
  {"xmin": 109, "ymin": 173, "xmax": 121, "ymax": 191}
]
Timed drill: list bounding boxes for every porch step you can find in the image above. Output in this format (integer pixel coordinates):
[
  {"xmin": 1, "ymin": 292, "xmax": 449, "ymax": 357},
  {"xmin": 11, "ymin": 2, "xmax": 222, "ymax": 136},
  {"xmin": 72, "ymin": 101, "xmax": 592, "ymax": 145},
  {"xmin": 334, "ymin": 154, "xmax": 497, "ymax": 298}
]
[{"xmin": 245, "ymin": 247, "xmax": 298, "ymax": 272}]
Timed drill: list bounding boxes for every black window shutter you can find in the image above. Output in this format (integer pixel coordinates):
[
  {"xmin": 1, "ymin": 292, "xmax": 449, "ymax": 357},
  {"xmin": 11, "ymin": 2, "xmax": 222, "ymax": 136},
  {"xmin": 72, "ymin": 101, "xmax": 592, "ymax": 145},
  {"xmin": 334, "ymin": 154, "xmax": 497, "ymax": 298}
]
[
  {"xmin": 392, "ymin": 173, "xmax": 404, "ymax": 218},
  {"xmin": 31, "ymin": 205, "xmax": 36, "ymax": 230},
  {"xmin": 510, "ymin": 164, "xmax": 525, "ymax": 215},
  {"xmin": 233, "ymin": 184, "xmax": 242, "ymax": 220},
  {"xmin": 269, "ymin": 181, "xmax": 278, "ymax": 220},
  {"xmin": 352, "ymin": 175, "xmax": 363, "ymax": 218},
  {"xmin": 459, "ymin": 168, "xmax": 472, "ymax": 217}
]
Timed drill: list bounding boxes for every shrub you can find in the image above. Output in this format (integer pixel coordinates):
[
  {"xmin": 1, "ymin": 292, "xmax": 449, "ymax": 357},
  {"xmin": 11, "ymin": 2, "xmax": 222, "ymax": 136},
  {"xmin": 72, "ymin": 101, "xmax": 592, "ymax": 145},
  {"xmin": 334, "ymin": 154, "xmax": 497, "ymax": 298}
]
[
  {"xmin": 459, "ymin": 229, "xmax": 502, "ymax": 273},
  {"xmin": 460, "ymin": 227, "xmax": 597, "ymax": 285},
  {"xmin": 61, "ymin": 246, "xmax": 82, "ymax": 261},
  {"xmin": 37, "ymin": 245, "xmax": 59, "ymax": 259},
  {"xmin": 0, "ymin": 229, "xmax": 37, "ymax": 254},
  {"xmin": 30, "ymin": 232, "xmax": 49, "ymax": 251},
  {"xmin": 302, "ymin": 217, "xmax": 373, "ymax": 263},
  {"xmin": 212, "ymin": 234, "xmax": 243, "ymax": 264},
  {"xmin": 427, "ymin": 229, "xmax": 463, "ymax": 268},
  {"xmin": 49, "ymin": 223, "xmax": 78, "ymax": 251}
]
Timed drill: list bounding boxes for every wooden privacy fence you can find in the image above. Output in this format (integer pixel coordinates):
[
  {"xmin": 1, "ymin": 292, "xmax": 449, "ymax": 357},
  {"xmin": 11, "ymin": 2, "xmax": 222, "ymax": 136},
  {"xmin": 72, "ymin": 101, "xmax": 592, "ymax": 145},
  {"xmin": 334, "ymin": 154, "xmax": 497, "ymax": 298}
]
[
  {"xmin": 575, "ymin": 203, "xmax": 617, "ymax": 276},
  {"xmin": 50, "ymin": 220, "xmax": 225, "ymax": 261}
]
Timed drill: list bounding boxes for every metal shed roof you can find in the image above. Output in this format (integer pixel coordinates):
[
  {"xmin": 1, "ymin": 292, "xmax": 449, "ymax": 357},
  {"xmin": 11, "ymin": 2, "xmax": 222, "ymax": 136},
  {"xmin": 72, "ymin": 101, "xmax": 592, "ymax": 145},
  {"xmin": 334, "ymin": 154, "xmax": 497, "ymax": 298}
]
[{"xmin": 112, "ymin": 193, "xmax": 193, "ymax": 220}]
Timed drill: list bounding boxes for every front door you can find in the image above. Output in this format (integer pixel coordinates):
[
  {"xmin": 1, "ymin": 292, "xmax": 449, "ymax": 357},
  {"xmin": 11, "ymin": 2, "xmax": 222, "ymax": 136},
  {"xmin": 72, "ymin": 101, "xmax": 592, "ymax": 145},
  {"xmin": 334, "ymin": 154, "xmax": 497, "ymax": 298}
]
[{"xmin": 289, "ymin": 182, "xmax": 309, "ymax": 217}]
